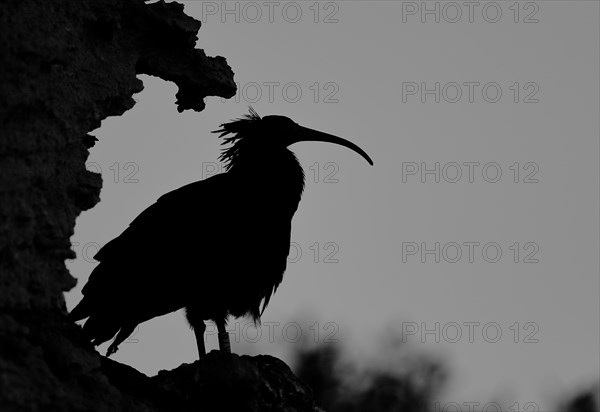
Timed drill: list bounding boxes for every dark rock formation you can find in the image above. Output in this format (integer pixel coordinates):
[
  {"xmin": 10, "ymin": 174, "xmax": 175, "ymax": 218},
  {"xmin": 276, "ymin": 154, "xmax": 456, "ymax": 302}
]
[
  {"xmin": 102, "ymin": 351, "xmax": 324, "ymax": 412},
  {"xmin": 0, "ymin": 1, "xmax": 319, "ymax": 410}
]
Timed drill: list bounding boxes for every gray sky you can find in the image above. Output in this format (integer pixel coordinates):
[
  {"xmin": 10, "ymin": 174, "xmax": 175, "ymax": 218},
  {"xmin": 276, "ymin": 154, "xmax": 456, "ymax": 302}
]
[{"xmin": 66, "ymin": 1, "xmax": 599, "ymax": 410}]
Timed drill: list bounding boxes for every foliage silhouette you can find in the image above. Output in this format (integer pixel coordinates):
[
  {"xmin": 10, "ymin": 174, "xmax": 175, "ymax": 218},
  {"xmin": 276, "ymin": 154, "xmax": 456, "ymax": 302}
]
[{"xmin": 293, "ymin": 338, "xmax": 447, "ymax": 412}]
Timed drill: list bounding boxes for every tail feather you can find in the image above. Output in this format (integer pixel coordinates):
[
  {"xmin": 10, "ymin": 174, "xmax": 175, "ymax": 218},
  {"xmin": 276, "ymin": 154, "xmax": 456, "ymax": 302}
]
[
  {"xmin": 68, "ymin": 299, "xmax": 91, "ymax": 322},
  {"xmin": 81, "ymin": 312, "xmax": 120, "ymax": 347},
  {"xmin": 106, "ymin": 324, "xmax": 137, "ymax": 357}
]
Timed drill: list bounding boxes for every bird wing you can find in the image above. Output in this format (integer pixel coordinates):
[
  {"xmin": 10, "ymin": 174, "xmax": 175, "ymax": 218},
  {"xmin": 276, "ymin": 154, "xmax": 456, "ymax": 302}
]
[
  {"xmin": 79, "ymin": 173, "xmax": 238, "ymax": 316},
  {"xmin": 72, "ymin": 171, "xmax": 293, "ymax": 343},
  {"xmin": 94, "ymin": 173, "xmax": 230, "ymax": 263}
]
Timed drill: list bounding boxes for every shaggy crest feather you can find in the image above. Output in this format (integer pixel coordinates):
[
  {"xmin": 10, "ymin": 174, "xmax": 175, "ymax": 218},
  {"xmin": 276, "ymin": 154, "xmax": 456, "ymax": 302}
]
[{"xmin": 213, "ymin": 106, "xmax": 262, "ymax": 171}]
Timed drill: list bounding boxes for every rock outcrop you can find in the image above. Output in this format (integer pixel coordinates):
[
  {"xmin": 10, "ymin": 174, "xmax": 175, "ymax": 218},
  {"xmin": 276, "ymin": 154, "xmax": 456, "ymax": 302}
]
[
  {"xmin": 0, "ymin": 1, "xmax": 320, "ymax": 410},
  {"xmin": 102, "ymin": 351, "xmax": 324, "ymax": 411}
]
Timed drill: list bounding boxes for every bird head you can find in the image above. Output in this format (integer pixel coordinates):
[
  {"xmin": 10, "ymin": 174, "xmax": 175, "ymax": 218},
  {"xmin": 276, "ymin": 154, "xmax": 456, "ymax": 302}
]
[{"xmin": 214, "ymin": 107, "xmax": 373, "ymax": 170}]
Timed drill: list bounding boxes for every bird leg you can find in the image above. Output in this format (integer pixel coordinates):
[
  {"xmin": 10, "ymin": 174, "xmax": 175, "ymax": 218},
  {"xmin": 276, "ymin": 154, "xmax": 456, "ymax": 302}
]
[
  {"xmin": 193, "ymin": 321, "xmax": 206, "ymax": 359},
  {"xmin": 216, "ymin": 320, "xmax": 231, "ymax": 354}
]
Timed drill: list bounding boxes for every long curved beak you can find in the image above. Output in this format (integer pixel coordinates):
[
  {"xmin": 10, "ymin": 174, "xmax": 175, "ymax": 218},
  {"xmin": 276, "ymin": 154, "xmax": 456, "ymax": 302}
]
[{"xmin": 290, "ymin": 126, "xmax": 374, "ymax": 166}]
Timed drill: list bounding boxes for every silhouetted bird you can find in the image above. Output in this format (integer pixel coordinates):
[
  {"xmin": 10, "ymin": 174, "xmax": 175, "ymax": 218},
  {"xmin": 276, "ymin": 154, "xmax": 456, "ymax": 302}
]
[{"xmin": 69, "ymin": 108, "xmax": 373, "ymax": 358}]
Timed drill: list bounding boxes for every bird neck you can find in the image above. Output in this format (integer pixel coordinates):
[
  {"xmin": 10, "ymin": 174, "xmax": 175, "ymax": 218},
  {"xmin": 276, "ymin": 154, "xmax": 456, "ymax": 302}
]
[{"xmin": 228, "ymin": 149, "xmax": 305, "ymax": 211}]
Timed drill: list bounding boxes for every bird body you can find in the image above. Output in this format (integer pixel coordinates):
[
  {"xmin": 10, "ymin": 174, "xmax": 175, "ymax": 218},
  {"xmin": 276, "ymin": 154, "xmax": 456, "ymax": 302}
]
[{"xmin": 70, "ymin": 108, "xmax": 372, "ymax": 357}]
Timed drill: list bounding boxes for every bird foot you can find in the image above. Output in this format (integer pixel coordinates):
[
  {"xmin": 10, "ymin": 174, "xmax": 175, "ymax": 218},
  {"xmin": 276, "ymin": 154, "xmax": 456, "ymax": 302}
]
[{"xmin": 218, "ymin": 332, "xmax": 231, "ymax": 353}]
